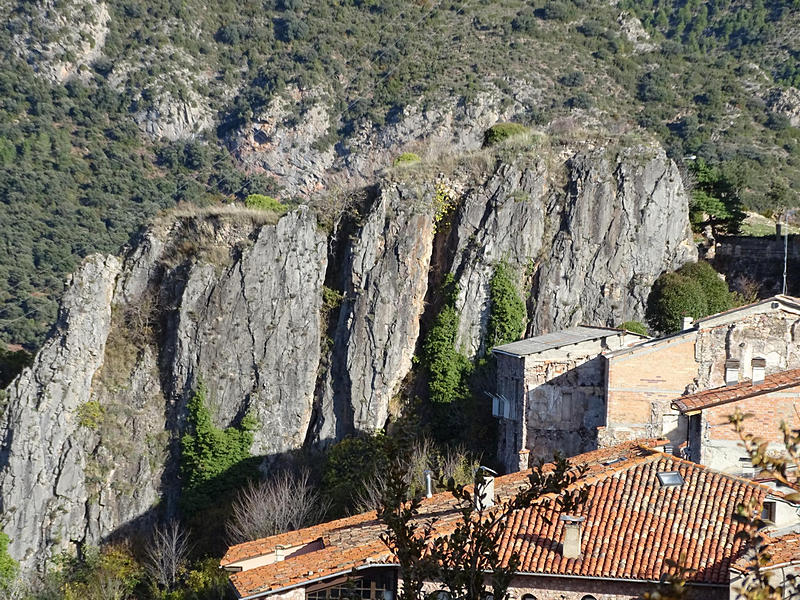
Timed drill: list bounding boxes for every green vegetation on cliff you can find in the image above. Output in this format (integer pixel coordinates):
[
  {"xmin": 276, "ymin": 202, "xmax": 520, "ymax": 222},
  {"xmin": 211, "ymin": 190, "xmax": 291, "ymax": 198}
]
[
  {"xmin": 2, "ymin": 0, "xmax": 799, "ymax": 351},
  {"xmin": 180, "ymin": 381, "xmax": 258, "ymax": 512},
  {"xmin": 646, "ymin": 260, "xmax": 733, "ymax": 333}
]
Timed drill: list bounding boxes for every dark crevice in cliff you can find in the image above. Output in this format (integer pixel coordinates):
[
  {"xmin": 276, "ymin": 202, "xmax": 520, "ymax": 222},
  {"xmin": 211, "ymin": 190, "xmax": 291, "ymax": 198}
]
[{"xmin": 307, "ymin": 186, "xmax": 381, "ymax": 445}]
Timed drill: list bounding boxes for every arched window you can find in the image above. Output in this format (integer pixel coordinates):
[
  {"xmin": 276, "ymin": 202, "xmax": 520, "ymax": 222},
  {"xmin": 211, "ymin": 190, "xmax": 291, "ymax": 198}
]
[
  {"xmin": 521, "ymin": 594, "xmax": 537, "ymax": 600},
  {"xmin": 581, "ymin": 595, "xmax": 598, "ymax": 600}
]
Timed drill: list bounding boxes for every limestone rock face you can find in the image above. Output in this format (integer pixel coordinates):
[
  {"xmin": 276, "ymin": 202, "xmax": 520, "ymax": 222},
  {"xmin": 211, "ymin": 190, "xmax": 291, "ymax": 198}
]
[
  {"xmin": 447, "ymin": 144, "xmax": 695, "ymax": 354},
  {"xmin": 0, "ymin": 139, "xmax": 696, "ymax": 572},
  {"xmin": 166, "ymin": 209, "xmax": 327, "ymax": 456},
  {"xmin": 449, "ymin": 160, "xmax": 551, "ymax": 356},
  {"xmin": 318, "ymin": 185, "xmax": 436, "ymax": 441},
  {"xmin": 531, "ymin": 145, "xmax": 697, "ymax": 333},
  {"xmin": 0, "ymin": 208, "xmax": 327, "ymax": 572},
  {"xmin": 0, "ymin": 255, "xmax": 120, "ymax": 569}
]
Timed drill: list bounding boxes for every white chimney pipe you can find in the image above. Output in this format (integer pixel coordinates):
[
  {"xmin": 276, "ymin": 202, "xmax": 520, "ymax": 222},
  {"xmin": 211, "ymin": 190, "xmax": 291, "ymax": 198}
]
[
  {"xmin": 474, "ymin": 466, "xmax": 497, "ymax": 510},
  {"xmin": 751, "ymin": 358, "xmax": 766, "ymax": 384},
  {"xmin": 424, "ymin": 470, "xmax": 433, "ymax": 498},
  {"xmin": 560, "ymin": 515, "xmax": 585, "ymax": 559},
  {"xmin": 725, "ymin": 359, "xmax": 740, "ymax": 386}
]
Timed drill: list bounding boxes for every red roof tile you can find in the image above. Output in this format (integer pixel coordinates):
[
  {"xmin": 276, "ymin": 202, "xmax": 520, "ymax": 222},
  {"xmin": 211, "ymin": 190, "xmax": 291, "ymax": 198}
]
[
  {"xmin": 223, "ymin": 441, "xmax": 772, "ymax": 598},
  {"xmin": 672, "ymin": 368, "xmax": 800, "ymax": 413},
  {"xmin": 732, "ymin": 532, "xmax": 800, "ymax": 571}
]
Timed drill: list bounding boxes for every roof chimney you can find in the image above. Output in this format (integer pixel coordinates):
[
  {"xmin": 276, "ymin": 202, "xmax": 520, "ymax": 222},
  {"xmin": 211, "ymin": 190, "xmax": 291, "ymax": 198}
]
[
  {"xmin": 751, "ymin": 357, "xmax": 766, "ymax": 384},
  {"xmin": 424, "ymin": 469, "xmax": 433, "ymax": 498},
  {"xmin": 559, "ymin": 515, "xmax": 585, "ymax": 559},
  {"xmin": 725, "ymin": 359, "xmax": 740, "ymax": 386},
  {"xmin": 474, "ymin": 466, "xmax": 497, "ymax": 510},
  {"xmin": 682, "ymin": 316, "xmax": 694, "ymax": 331}
]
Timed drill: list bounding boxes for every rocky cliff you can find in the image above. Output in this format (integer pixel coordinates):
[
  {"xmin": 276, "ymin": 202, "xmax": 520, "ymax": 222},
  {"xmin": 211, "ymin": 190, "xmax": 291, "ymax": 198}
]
[{"xmin": 0, "ymin": 138, "xmax": 695, "ymax": 571}]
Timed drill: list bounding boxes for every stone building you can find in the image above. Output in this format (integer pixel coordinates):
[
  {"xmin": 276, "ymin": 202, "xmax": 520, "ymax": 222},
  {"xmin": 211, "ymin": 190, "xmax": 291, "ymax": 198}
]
[
  {"xmin": 221, "ymin": 441, "xmax": 799, "ymax": 600},
  {"xmin": 672, "ymin": 367, "xmax": 800, "ymax": 472},
  {"xmin": 492, "ymin": 296, "xmax": 800, "ymax": 474},
  {"xmin": 491, "ymin": 327, "xmax": 646, "ymax": 472},
  {"xmin": 600, "ymin": 295, "xmax": 800, "ymax": 451}
]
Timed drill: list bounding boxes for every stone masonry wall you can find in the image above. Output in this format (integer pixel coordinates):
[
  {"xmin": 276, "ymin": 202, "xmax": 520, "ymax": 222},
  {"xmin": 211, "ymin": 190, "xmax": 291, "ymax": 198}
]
[
  {"xmin": 506, "ymin": 575, "xmax": 727, "ymax": 600},
  {"xmin": 695, "ymin": 311, "xmax": 800, "ymax": 389}
]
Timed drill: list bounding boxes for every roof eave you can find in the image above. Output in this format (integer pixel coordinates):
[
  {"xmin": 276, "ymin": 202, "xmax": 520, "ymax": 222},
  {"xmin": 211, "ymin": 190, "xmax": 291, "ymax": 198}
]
[{"xmin": 236, "ymin": 563, "xmax": 398, "ymax": 600}]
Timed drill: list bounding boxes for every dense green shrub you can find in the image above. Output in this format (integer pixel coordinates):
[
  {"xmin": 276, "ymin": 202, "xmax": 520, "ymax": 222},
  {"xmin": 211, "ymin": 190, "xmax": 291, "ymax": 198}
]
[
  {"xmin": 676, "ymin": 261, "xmax": 732, "ymax": 314},
  {"xmin": 244, "ymin": 194, "xmax": 287, "ymax": 214},
  {"xmin": 646, "ymin": 261, "xmax": 732, "ymax": 334},
  {"xmin": 393, "ymin": 152, "xmax": 421, "ymax": 166},
  {"xmin": 619, "ymin": 320, "xmax": 648, "ymax": 336},
  {"xmin": 486, "ymin": 261, "xmax": 526, "ymax": 348},
  {"xmin": 180, "ymin": 382, "xmax": 258, "ymax": 512},
  {"xmin": 60, "ymin": 545, "xmax": 142, "ymax": 600},
  {"xmin": 422, "ymin": 275, "xmax": 472, "ymax": 404},
  {"xmin": 482, "ymin": 123, "xmax": 529, "ymax": 147},
  {"xmin": 646, "ymin": 272, "xmax": 708, "ymax": 334}
]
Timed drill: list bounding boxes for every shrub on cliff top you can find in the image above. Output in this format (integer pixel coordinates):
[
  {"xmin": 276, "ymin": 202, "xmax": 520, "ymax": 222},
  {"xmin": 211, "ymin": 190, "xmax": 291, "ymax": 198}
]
[
  {"xmin": 393, "ymin": 152, "xmax": 421, "ymax": 166},
  {"xmin": 245, "ymin": 194, "xmax": 287, "ymax": 215},
  {"xmin": 483, "ymin": 122, "xmax": 530, "ymax": 147}
]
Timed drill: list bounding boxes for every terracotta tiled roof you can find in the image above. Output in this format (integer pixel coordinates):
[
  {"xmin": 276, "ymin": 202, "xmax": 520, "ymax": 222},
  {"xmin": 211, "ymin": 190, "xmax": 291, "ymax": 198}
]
[
  {"xmin": 672, "ymin": 368, "xmax": 800, "ymax": 413},
  {"xmin": 223, "ymin": 441, "xmax": 772, "ymax": 598},
  {"xmin": 732, "ymin": 532, "xmax": 800, "ymax": 571}
]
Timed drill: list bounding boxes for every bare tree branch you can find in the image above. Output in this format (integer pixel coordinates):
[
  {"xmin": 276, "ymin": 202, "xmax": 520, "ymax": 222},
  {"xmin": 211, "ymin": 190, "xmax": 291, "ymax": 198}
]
[
  {"xmin": 226, "ymin": 469, "xmax": 329, "ymax": 544},
  {"xmin": 145, "ymin": 520, "xmax": 192, "ymax": 591}
]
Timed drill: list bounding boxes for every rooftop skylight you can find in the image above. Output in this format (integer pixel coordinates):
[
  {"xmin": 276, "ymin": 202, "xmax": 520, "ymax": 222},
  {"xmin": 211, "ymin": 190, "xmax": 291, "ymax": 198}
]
[{"xmin": 657, "ymin": 471, "xmax": 685, "ymax": 487}]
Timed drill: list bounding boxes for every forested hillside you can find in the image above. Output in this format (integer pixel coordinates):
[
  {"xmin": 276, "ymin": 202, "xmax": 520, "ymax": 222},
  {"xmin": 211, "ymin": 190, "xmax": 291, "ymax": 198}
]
[{"xmin": 1, "ymin": 0, "xmax": 799, "ymax": 349}]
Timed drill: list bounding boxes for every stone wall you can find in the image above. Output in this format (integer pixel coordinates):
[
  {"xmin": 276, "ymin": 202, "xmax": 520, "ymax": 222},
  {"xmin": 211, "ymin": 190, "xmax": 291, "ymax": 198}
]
[
  {"xmin": 496, "ymin": 333, "xmax": 644, "ymax": 472},
  {"xmin": 713, "ymin": 235, "xmax": 800, "ymax": 297},
  {"xmin": 694, "ymin": 310, "xmax": 800, "ymax": 389},
  {"xmin": 506, "ymin": 575, "xmax": 727, "ymax": 600}
]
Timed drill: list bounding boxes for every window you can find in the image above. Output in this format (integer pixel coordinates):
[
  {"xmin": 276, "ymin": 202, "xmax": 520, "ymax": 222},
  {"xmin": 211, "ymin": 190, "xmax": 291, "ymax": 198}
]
[
  {"xmin": 521, "ymin": 594, "xmax": 537, "ymax": 600},
  {"xmin": 306, "ymin": 571, "xmax": 395, "ymax": 600},
  {"xmin": 762, "ymin": 501, "xmax": 776, "ymax": 523},
  {"xmin": 581, "ymin": 595, "xmax": 598, "ymax": 600}
]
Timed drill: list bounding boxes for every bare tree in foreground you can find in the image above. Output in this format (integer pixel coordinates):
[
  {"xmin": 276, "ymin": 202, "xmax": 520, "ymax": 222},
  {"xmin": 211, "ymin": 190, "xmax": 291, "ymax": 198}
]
[
  {"xmin": 226, "ymin": 469, "xmax": 329, "ymax": 544},
  {"xmin": 145, "ymin": 520, "xmax": 192, "ymax": 592}
]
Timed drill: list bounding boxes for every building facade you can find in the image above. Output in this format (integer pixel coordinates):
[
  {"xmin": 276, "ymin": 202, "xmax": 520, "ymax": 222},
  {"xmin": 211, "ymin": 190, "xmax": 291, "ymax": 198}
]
[{"xmin": 492, "ymin": 327, "xmax": 645, "ymax": 472}]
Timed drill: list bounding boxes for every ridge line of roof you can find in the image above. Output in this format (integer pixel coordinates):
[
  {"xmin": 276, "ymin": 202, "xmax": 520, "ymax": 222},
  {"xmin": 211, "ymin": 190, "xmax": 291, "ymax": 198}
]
[{"xmin": 672, "ymin": 367, "xmax": 800, "ymax": 413}]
